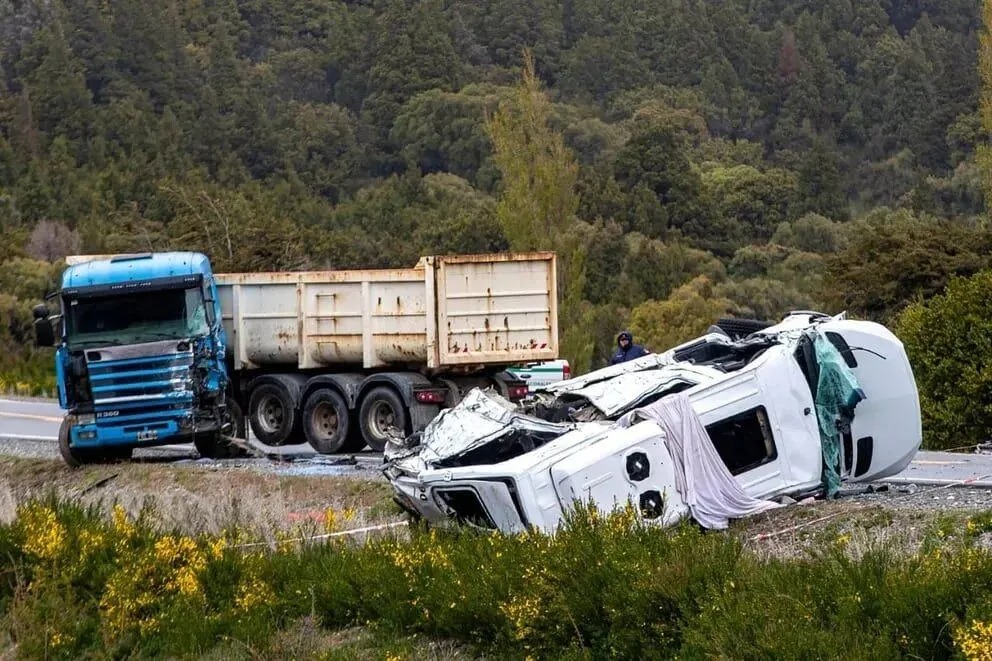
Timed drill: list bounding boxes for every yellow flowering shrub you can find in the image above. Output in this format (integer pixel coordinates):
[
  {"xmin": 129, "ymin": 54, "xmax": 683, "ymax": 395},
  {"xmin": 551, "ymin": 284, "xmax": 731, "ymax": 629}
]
[
  {"xmin": 957, "ymin": 620, "xmax": 992, "ymax": 661},
  {"xmin": 18, "ymin": 504, "xmax": 66, "ymax": 561},
  {"xmin": 99, "ymin": 534, "xmax": 209, "ymax": 638}
]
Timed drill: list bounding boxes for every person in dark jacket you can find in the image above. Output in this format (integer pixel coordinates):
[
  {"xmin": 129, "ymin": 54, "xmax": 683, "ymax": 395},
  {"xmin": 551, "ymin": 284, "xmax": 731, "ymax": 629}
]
[{"xmin": 610, "ymin": 330, "xmax": 648, "ymax": 364}]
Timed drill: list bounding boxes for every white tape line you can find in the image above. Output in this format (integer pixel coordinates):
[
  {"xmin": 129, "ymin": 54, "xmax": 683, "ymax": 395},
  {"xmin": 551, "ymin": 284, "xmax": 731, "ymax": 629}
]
[{"xmin": 231, "ymin": 520, "xmax": 410, "ymax": 549}]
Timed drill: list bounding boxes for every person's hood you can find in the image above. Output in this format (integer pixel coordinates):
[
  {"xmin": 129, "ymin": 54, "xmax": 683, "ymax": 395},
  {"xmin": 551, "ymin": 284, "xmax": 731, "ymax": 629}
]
[{"xmin": 617, "ymin": 331, "xmax": 633, "ymax": 346}]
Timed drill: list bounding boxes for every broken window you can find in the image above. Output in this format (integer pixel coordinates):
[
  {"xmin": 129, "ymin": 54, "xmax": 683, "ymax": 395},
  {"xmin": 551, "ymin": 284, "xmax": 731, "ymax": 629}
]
[
  {"xmin": 435, "ymin": 489, "xmax": 496, "ymax": 529},
  {"xmin": 705, "ymin": 406, "xmax": 778, "ymax": 475}
]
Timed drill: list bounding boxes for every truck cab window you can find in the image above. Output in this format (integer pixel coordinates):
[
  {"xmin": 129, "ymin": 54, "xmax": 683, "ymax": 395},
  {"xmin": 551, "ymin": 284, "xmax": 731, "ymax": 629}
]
[
  {"xmin": 705, "ymin": 406, "xmax": 777, "ymax": 475},
  {"xmin": 67, "ymin": 286, "xmax": 209, "ymax": 347}
]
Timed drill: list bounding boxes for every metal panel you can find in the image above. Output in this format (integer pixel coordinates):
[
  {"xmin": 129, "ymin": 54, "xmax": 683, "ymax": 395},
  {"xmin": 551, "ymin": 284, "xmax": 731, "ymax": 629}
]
[
  {"xmin": 217, "ymin": 253, "xmax": 557, "ymax": 371},
  {"xmin": 300, "ymin": 274, "xmax": 428, "ymax": 369},
  {"xmin": 218, "ymin": 267, "xmax": 429, "ymax": 369},
  {"xmin": 437, "ymin": 252, "xmax": 558, "ymax": 366}
]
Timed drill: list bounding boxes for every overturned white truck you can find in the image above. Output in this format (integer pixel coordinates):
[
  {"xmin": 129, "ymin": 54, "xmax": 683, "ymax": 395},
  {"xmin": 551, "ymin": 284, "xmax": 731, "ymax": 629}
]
[{"xmin": 383, "ymin": 312, "xmax": 922, "ymax": 532}]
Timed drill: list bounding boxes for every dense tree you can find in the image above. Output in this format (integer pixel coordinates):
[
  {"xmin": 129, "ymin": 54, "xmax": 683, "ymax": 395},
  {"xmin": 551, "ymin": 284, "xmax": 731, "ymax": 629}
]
[
  {"xmin": 822, "ymin": 209, "xmax": 992, "ymax": 321},
  {"xmin": 485, "ymin": 51, "xmax": 592, "ymax": 371},
  {"xmin": 629, "ymin": 276, "xmax": 735, "ymax": 352},
  {"xmin": 897, "ymin": 270, "xmax": 992, "ymax": 450},
  {"xmin": 613, "ymin": 122, "xmax": 707, "ymax": 239},
  {"xmin": 0, "ymin": 0, "xmax": 987, "ymax": 379}
]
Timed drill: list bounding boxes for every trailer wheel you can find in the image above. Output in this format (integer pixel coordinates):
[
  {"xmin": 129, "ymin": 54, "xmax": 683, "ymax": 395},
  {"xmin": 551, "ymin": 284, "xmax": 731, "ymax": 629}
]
[
  {"xmin": 249, "ymin": 382, "xmax": 297, "ymax": 446},
  {"xmin": 337, "ymin": 427, "xmax": 368, "ymax": 453},
  {"xmin": 303, "ymin": 388, "xmax": 350, "ymax": 454},
  {"xmin": 58, "ymin": 417, "xmax": 94, "ymax": 468},
  {"xmin": 358, "ymin": 387, "xmax": 407, "ymax": 453}
]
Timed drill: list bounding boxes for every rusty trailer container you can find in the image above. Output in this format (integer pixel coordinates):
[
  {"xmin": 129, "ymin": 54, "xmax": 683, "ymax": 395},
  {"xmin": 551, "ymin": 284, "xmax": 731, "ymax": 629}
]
[{"xmin": 214, "ymin": 252, "xmax": 558, "ymax": 372}]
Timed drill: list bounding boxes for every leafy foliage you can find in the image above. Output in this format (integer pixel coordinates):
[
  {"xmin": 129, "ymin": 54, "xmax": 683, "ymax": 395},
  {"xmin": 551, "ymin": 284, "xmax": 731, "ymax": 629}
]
[
  {"xmin": 0, "ymin": 0, "xmax": 986, "ymax": 442},
  {"xmin": 896, "ymin": 270, "xmax": 992, "ymax": 450},
  {"xmin": 5, "ymin": 499, "xmax": 992, "ymax": 658}
]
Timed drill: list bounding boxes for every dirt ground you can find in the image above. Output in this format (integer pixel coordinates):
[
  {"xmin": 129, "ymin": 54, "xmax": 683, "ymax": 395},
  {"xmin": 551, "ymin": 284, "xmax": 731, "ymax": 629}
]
[
  {"xmin": 0, "ymin": 456, "xmax": 402, "ymax": 542},
  {"xmin": 0, "ymin": 454, "xmax": 989, "ymax": 558}
]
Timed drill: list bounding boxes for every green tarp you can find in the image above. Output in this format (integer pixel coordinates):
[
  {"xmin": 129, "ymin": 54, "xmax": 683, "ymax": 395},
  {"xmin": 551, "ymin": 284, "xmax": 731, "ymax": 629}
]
[{"xmin": 813, "ymin": 333, "xmax": 865, "ymax": 497}]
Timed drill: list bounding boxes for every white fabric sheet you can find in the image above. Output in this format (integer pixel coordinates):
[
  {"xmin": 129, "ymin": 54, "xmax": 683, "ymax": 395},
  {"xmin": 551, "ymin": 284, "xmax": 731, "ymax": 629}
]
[{"xmin": 618, "ymin": 393, "xmax": 780, "ymax": 529}]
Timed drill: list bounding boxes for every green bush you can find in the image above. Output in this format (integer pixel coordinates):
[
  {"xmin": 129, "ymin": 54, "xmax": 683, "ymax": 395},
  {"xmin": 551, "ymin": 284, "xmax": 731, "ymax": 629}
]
[
  {"xmin": 5, "ymin": 499, "xmax": 992, "ymax": 658},
  {"xmin": 895, "ymin": 269, "xmax": 992, "ymax": 450}
]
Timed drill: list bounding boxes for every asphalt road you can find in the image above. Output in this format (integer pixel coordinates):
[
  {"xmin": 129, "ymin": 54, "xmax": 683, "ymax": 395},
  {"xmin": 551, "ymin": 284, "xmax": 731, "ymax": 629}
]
[
  {"xmin": 0, "ymin": 396, "xmax": 336, "ymax": 462},
  {"xmin": 3, "ymin": 397, "xmax": 992, "ymax": 487}
]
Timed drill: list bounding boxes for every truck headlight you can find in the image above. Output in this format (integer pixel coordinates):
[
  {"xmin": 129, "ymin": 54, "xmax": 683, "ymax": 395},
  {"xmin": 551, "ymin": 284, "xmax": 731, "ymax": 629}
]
[{"xmin": 77, "ymin": 413, "xmax": 95, "ymax": 426}]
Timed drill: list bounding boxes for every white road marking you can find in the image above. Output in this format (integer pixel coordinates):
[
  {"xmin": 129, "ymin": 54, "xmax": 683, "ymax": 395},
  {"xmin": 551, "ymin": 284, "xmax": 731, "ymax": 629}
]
[
  {"xmin": 912, "ymin": 459, "xmax": 969, "ymax": 465},
  {"xmin": 0, "ymin": 411, "xmax": 62, "ymax": 423}
]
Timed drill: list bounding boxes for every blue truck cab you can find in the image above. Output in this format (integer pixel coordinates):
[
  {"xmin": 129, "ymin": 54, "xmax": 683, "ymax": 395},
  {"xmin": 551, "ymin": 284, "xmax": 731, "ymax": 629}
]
[{"xmin": 33, "ymin": 252, "xmax": 245, "ymax": 466}]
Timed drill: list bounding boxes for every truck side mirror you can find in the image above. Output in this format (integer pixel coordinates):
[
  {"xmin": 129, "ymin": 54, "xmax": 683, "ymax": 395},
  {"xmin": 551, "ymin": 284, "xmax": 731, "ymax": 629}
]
[{"xmin": 32, "ymin": 305, "xmax": 55, "ymax": 347}]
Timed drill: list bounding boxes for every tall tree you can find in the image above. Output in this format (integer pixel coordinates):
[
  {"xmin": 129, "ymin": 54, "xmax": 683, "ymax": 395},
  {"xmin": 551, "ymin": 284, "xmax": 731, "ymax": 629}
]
[
  {"xmin": 485, "ymin": 51, "xmax": 578, "ymax": 251},
  {"xmin": 979, "ymin": 0, "xmax": 992, "ymax": 210},
  {"xmin": 485, "ymin": 51, "xmax": 592, "ymax": 372}
]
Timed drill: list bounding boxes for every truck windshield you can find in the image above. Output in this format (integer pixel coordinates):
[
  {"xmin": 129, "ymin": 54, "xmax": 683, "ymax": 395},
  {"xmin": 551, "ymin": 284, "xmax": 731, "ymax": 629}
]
[{"xmin": 66, "ymin": 287, "xmax": 209, "ymax": 348}]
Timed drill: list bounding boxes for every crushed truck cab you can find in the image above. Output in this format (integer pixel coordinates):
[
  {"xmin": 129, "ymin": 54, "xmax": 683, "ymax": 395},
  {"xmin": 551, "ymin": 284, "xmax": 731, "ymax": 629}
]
[{"xmin": 384, "ymin": 312, "xmax": 922, "ymax": 532}]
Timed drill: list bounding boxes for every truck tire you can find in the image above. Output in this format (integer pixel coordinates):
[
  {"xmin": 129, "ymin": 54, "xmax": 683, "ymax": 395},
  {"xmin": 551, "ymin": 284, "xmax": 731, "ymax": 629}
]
[
  {"xmin": 338, "ymin": 427, "xmax": 368, "ymax": 453},
  {"xmin": 195, "ymin": 397, "xmax": 249, "ymax": 459},
  {"xmin": 249, "ymin": 382, "xmax": 298, "ymax": 446},
  {"xmin": 102, "ymin": 446, "xmax": 133, "ymax": 462},
  {"xmin": 302, "ymin": 388, "xmax": 350, "ymax": 454},
  {"xmin": 58, "ymin": 417, "xmax": 94, "ymax": 468},
  {"xmin": 714, "ymin": 317, "xmax": 773, "ymax": 340},
  {"xmin": 358, "ymin": 386, "xmax": 407, "ymax": 453}
]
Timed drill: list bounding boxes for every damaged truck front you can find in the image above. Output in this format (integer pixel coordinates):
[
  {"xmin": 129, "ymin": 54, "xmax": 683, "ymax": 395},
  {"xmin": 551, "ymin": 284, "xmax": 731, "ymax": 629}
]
[
  {"xmin": 384, "ymin": 312, "xmax": 922, "ymax": 533},
  {"xmin": 33, "ymin": 252, "xmax": 240, "ymax": 466}
]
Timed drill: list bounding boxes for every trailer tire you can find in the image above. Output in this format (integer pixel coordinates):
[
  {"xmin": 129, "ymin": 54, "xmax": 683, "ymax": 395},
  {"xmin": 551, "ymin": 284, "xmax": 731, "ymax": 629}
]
[
  {"xmin": 303, "ymin": 388, "xmax": 350, "ymax": 454},
  {"xmin": 58, "ymin": 417, "xmax": 94, "ymax": 468},
  {"xmin": 249, "ymin": 382, "xmax": 298, "ymax": 446},
  {"xmin": 359, "ymin": 386, "xmax": 407, "ymax": 453},
  {"xmin": 338, "ymin": 429, "xmax": 368, "ymax": 453}
]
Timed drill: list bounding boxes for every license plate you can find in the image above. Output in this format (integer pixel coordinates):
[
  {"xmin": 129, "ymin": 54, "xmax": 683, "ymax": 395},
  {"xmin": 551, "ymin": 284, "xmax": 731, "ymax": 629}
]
[{"xmin": 136, "ymin": 430, "xmax": 158, "ymax": 442}]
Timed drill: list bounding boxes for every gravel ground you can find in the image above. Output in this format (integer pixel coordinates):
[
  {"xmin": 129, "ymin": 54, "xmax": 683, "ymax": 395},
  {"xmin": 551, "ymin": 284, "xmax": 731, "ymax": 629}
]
[
  {"xmin": 4, "ymin": 431, "xmax": 992, "ymax": 560},
  {"xmin": 0, "ymin": 434, "xmax": 386, "ymax": 478}
]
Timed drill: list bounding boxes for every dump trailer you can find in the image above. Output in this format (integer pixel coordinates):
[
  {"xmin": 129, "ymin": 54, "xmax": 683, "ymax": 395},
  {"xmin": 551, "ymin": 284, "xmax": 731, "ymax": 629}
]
[{"xmin": 36, "ymin": 252, "xmax": 558, "ymax": 465}]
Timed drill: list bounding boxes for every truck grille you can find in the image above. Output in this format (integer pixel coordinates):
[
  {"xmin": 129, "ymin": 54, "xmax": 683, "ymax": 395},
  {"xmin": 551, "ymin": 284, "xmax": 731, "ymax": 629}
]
[{"xmin": 86, "ymin": 351, "xmax": 195, "ymax": 426}]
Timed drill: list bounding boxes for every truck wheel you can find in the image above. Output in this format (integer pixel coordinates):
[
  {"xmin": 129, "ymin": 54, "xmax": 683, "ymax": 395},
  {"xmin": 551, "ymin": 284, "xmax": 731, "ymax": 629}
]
[
  {"xmin": 714, "ymin": 317, "xmax": 773, "ymax": 340},
  {"xmin": 194, "ymin": 433, "xmax": 247, "ymax": 459},
  {"xmin": 358, "ymin": 387, "xmax": 407, "ymax": 453},
  {"xmin": 195, "ymin": 397, "xmax": 249, "ymax": 459},
  {"xmin": 102, "ymin": 447, "xmax": 133, "ymax": 462},
  {"xmin": 58, "ymin": 417, "xmax": 93, "ymax": 468},
  {"xmin": 302, "ymin": 388, "xmax": 350, "ymax": 454},
  {"xmin": 249, "ymin": 382, "xmax": 297, "ymax": 446},
  {"xmin": 337, "ymin": 427, "xmax": 368, "ymax": 453}
]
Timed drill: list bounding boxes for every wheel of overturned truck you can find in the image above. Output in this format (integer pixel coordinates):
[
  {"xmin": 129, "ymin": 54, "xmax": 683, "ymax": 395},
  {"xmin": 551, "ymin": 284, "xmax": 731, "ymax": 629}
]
[
  {"xmin": 302, "ymin": 388, "xmax": 351, "ymax": 454},
  {"xmin": 714, "ymin": 317, "xmax": 774, "ymax": 340},
  {"xmin": 248, "ymin": 382, "xmax": 298, "ymax": 446},
  {"xmin": 58, "ymin": 416, "xmax": 96, "ymax": 468},
  {"xmin": 358, "ymin": 386, "xmax": 407, "ymax": 453},
  {"xmin": 195, "ymin": 397, "xmax": 249, "ymax": 459}
]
